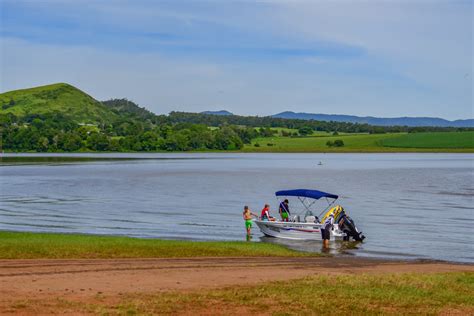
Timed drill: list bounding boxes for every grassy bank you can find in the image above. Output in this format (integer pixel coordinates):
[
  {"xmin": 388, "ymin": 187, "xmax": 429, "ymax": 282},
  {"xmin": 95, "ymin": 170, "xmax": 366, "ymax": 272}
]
[
  {"xmin": 0, "ymin": 231, "xmax": 313, "ymax": 259},
  {"xmin": 33, "ymin": 272, "xmax": 473, "ymax": 315},
  {"xmin": 111, "ymin": 273, "xmax": 474, "ymax": 315},
  {"xmin": 243, "ymin": 131, "xmax": 474, "ymax": 153}
]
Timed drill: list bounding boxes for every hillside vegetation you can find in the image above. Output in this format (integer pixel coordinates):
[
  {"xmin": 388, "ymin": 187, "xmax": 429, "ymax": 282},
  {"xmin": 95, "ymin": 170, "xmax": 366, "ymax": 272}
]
[
  {"xmin": 1, "ymin": 83, "xmax": 473, "ymax": 153},
  {"xmin": 102, "ymin": 98, "xmax": 158, "ymax": 122},
  {"xmin": 0, "ymin": 83, "xmax": 253, "ymax": 152},
  {"xmin": 0, "ymin": 83, "xmax": 118, "ymax": 124}
]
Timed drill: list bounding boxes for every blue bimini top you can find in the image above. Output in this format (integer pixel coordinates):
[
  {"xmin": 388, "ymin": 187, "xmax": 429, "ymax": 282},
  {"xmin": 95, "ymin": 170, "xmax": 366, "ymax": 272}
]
[{"xmin": 275, "ymin": 189, "xmax": 338, "ymax": 200}]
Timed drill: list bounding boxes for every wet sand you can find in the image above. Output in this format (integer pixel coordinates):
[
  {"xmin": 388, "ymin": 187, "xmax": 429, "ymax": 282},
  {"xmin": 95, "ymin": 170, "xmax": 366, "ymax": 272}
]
[{"xmin": 1, "ymin": 256, "xmax": 473, "ymax": 314}]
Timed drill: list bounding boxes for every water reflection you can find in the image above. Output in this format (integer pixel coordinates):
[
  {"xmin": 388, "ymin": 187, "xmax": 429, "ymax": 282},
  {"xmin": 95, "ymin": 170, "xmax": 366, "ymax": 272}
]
[{"xmin": 259, "ymin": 236, "xmax": 363, "ymax": 256}]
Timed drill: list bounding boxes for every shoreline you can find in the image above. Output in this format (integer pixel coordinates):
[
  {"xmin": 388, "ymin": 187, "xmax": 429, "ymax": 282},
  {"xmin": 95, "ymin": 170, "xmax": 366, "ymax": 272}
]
[
  {"xmin": 2, "ymin": 149, "xmax": 474, "ymax": 154},
  {"xmin": 1, "ymin": 256, "xmax": 472, "ymax": 314},
  {"xmin": 1, "ymin": 230, "xmax": 472, "ymax": 265}
]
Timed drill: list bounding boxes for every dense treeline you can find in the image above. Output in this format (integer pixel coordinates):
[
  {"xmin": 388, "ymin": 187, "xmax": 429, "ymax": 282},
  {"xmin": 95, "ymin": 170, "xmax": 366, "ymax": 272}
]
[
  {"xmin": 102, "ymin": 99, "xmax": 473, "ymax": 134},
  {"xmin": 0, "ymin": 112, "xmax": 265, "ymax": 152},
  {"xmin": 167, "ymin": 112, "xmax": 473, "ymax": 134},
  {"xmin": 2, "ymin": 97, "xmax": 472, "ymax": 152}
]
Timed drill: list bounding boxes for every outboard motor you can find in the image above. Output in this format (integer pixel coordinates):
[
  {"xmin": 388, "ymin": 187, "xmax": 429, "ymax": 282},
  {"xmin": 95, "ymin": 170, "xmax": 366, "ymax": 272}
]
[
  {"xmin": 338, "ymin": 215, "xmax": 365, "ymax": 242},
  {"xmin": 322, "ymin": 205, "xmax": 366, "ymax": 242}
]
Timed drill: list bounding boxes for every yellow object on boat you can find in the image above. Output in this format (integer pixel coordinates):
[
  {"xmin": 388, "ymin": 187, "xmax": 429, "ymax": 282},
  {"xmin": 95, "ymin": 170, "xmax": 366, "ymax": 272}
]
[{"xmin": 320, "ymin": 205, "xmax": 344, "ymax": 223}]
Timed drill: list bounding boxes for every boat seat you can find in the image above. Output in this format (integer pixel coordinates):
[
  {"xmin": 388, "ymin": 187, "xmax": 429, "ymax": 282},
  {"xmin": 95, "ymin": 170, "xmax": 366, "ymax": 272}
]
[{"xmin": 305, "ymin": 215, "xmax": 316, "ymax": 223}]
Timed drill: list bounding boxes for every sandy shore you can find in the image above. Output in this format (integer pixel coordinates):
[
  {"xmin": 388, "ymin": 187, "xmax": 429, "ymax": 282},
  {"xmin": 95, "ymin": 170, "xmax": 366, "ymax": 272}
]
[{"xmin": 0, "ymin": 256, "xmax": 472, "ymax": 315}]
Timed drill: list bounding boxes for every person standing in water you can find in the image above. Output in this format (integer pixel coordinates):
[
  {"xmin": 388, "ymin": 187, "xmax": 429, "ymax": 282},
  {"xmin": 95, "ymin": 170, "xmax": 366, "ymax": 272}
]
[
  {"xmin": 321, "ymin": 212, "xmax": 334, "ymax": 248},
  {"xmin": 242, "ymin": 205, "xmax": 258, "ymax": 237}
]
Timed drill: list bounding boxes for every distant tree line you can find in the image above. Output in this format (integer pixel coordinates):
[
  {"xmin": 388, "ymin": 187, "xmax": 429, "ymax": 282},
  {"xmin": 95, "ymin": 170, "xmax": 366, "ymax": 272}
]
[
  {"xmin": 1, "ymin": 98, "xmax": 472, "ymax": 153},
  {"xmin": 0, "ymin": 112, "xmax": 266, "ymax": 152},
  {"xmin": 167, "ymin": 111, "xmax": 472, "ymax": 134}
]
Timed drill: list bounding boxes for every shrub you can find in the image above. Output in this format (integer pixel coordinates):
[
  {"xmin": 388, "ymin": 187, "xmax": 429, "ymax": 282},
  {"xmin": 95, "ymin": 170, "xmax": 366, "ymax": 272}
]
[
  {"xmin": 334, "ymin": 140, "xmax": 344, "ymax": 147},
  {"xmin": 298, "ymin": 126, "xmax": 313, "ymax": 136},
  {"xmin": 326, "ymin": 139, "xmax": 344, "ymax": 147}
]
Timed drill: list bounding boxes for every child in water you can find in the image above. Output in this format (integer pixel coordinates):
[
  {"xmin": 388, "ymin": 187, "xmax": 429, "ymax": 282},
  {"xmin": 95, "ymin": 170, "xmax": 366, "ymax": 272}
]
[{"xmin": 242, "ymin": 205, "xmax": 258, "ymax": 237}]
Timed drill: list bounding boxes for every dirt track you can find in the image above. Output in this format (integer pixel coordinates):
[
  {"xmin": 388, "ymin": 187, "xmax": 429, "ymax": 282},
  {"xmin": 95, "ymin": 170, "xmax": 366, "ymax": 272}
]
[{"xmin": 0, "ymin": 257, "xmax": 473, "ymax": 314}]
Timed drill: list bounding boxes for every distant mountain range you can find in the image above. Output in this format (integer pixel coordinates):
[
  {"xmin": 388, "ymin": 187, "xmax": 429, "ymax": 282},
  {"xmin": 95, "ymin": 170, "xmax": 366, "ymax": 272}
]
[
  {"xmin": 200, "ymin": 110, "xmax": 234, "ymax": 116},
  {"xmin": 272, "ymin": 112, "xmax": 474, "ymax": 127},
  {"xmin": 199, "ymin": 110, "xmax": 473, "ymax": 127},
  {"xmin": 2, "ymin": 82, "xmax": 471, "ymax": 128}
]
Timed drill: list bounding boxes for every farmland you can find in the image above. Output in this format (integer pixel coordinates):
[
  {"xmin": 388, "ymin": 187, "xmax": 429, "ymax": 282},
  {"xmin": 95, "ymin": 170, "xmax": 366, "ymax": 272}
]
[{"xmin": 243, "ymin": 131, "xmax": 474, "ymax": 152}]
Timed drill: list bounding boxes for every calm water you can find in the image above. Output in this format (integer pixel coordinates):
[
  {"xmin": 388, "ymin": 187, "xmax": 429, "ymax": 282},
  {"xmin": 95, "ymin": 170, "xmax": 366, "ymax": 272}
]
[{"xmin": 1, "ymin": 153, "xmax": 473, "ymax": 263}]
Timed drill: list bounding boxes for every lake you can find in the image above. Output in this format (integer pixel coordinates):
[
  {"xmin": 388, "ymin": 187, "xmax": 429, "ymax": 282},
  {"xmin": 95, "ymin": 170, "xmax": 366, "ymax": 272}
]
[{"xmin": 1, "ymin": 153, "xmax": 473, "ymax": 263}]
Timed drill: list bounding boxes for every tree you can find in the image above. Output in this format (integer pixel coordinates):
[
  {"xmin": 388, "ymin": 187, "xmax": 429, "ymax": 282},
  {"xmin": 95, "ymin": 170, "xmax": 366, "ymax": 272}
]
[
  {"xmin": 37, "ymin": 137, "xmax": 49, "ymax": 152},
  {"xmin": 86, "ymin": 133, "xmax": 110, "ymax": 151},
  {"xmin": 214, "ymin": 126, "xmax": 243, "ymax": 150},
  {"xmin": 298, "ymin": 126, "xmax": 313, "ymax": 136},
  {"xmin": 140, "ymin": 131, "xmax": 162, "ymax": 151},
  {"xmin": 258, "ymin": 127, "xmax": 276, "ymax": 137},
  {"xmin": 62, "ymin": 133, "xmax": 83, "ymax": 151},
  {"xmin": 163, "ymin": 132, "xmax": 189, "ymax": 151}
]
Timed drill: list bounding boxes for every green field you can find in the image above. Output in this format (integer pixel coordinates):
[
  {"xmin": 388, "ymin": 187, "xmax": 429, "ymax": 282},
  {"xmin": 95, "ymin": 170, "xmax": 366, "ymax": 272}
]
[
  {"xmin": 0, "ymin": 231, "xmax": 314, "ymax": 259},
  {"xmin": 243, "ymin": 131, "xmax": 474, "ymax": 152},
  {"xmin": 381, "ymin": 131, "xmax": 474, "ymax": 148}
]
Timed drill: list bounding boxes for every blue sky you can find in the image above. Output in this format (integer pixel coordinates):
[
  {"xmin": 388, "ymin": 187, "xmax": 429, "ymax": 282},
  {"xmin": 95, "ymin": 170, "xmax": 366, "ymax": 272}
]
[{"xmin": 1, "ymin": 0, "xmax": 472, "ymax": 119}]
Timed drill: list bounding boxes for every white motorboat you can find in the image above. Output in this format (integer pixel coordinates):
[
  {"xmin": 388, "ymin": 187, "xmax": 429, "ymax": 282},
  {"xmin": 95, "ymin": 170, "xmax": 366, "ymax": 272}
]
[{"xmin": 254, "ymin": 189, "xmax": 365, "ymax": 241}]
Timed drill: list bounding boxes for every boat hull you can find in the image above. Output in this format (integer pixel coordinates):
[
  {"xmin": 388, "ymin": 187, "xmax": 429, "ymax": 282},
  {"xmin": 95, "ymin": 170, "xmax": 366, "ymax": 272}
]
[{"xmin": 255, "ymin": 220, "xmax": 344, "ymax": 241}]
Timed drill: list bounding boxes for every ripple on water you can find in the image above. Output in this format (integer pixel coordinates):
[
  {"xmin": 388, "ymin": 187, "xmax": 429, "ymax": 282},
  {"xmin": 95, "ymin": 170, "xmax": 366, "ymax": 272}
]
[{"xmin": 1, "ymin": 153, "xmax": 473, "ymax": 263}]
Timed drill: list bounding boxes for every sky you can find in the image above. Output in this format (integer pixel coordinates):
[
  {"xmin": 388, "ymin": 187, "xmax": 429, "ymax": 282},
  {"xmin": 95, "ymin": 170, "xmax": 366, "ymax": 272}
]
[{"xmin": 0, "ymin": 0, "xmax": 472, "ymax": 119}]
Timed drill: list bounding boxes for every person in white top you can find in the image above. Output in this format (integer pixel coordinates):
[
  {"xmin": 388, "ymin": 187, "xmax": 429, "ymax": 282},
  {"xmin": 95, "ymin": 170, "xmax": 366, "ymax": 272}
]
[{"xmin": 321, "ymin": 213, "xmax": 334, "ymax": 248}]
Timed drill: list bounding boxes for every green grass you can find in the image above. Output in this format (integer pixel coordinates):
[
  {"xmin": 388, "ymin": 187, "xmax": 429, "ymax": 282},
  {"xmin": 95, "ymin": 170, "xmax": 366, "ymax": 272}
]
[
  {"xmin": 0, "ymin": 83, "xmax": 118, "ymax": 124},
  {"xmin": 381, "ymin": 131, "xmax": 474, "ymax": 148},
  {"xmin": 269, "ymin": 127, "xmax": 298, "ymax": 133},
  {"xmin": 0, "ymin": 231, "xmax": 314, "ymax": 259},
  {"xmin": 244, "ymin": 132, "xmax": 474, "ymax": 152},
  {"xmin": 88, "ymin": 273, "xmax": 474, "ymax": 315}
]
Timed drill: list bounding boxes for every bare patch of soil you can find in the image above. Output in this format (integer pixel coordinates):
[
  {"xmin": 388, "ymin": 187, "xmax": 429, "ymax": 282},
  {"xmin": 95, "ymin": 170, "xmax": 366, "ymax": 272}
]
[{"xmin": 0, "ymin": 257, "xmax": 472, "ymax": 315}]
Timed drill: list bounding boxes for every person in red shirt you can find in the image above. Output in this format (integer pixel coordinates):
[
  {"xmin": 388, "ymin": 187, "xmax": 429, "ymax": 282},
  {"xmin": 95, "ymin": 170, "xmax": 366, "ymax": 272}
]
[{"xmin": 260, "ymin": 204, "xmax": 275, "ymax": 221}]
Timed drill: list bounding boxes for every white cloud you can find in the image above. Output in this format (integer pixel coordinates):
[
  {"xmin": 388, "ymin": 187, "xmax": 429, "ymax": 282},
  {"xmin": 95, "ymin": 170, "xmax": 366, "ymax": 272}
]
[
  {"xmin": 1, "ymin": 1, "xmax": 472, "ymax": 119},
  {"xmin": 270, "ymin": 1, "xmax": 472, "ymax": 89}
]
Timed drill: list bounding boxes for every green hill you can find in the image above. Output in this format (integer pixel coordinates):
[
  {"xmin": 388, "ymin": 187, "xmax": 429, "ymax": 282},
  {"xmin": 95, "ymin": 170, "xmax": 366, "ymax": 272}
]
[
  {"xmin": 0, "ymin": 83, "xmax": 118, "ymax": 124},
  {"xmin": 102, "ymin": 98, "xmax": 159, "ymax": 122}
]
